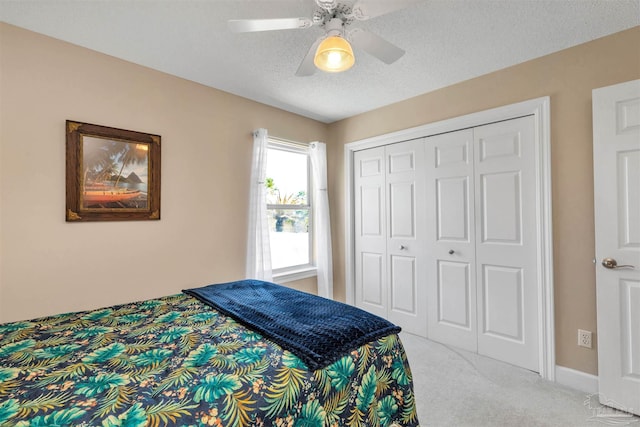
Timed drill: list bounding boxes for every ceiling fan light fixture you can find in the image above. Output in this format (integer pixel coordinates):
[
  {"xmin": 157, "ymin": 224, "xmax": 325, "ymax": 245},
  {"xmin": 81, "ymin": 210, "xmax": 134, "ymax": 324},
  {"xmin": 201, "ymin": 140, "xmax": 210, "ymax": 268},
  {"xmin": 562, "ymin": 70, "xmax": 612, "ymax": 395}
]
[{"xmin": 314, "ymin": 35, "xmax": 355, "ymax": 73}]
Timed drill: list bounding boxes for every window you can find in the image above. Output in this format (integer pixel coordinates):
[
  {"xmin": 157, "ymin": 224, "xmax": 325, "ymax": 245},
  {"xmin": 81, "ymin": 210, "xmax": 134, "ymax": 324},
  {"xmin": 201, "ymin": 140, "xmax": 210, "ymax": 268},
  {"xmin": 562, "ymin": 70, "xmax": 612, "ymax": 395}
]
[{"xmin": 265, "ymin": 140, "xmax": 313, "ymax": 278}]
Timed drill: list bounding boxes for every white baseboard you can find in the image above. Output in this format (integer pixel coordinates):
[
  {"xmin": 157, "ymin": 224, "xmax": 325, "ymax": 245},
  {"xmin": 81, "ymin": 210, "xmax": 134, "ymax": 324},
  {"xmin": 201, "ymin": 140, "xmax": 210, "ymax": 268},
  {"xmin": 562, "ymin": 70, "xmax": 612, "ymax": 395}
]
[{"xmin": 555, "ymin": 365, "xmax": 598, "ymax": 394}]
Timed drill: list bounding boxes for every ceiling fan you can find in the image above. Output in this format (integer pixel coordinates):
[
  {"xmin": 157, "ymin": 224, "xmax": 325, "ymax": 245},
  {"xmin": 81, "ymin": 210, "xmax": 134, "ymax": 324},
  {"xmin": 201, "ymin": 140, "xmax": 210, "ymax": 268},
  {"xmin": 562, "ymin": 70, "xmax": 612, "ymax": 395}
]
[{"xmin": 228, "ymin": 0, "xmax": 419, "ymax": 76}]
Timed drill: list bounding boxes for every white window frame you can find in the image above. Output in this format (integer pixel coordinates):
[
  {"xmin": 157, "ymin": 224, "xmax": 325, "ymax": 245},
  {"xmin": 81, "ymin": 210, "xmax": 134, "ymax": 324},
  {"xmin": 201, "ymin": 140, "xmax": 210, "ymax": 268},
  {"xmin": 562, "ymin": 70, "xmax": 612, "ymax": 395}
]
[{"xmin": 267, "ymin": 138, "xmax": 316, "ymax": 283}]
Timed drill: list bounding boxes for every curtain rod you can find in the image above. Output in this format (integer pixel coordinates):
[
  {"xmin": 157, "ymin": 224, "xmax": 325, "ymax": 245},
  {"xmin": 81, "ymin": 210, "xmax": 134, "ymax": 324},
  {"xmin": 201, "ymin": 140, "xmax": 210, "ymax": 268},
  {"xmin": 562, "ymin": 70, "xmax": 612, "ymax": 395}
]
[{"xmin": 268, "ymin": 136, "xmax": 309, "ymax": 148}]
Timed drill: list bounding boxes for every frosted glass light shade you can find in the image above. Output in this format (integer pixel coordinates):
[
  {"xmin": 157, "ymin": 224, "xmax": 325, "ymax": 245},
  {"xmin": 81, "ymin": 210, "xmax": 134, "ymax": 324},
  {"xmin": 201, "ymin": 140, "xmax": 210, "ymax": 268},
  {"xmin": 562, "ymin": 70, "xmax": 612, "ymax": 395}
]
[{"xmin": 314, "ymin": 36, "xmax": 355, "ymax": 72}]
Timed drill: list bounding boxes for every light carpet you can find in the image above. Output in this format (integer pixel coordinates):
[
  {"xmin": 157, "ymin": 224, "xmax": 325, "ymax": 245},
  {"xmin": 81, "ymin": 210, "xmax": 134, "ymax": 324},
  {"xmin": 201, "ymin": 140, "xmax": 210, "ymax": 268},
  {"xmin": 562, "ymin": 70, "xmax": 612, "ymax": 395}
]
[{"xmin": 400, "ymin": 332, "xmax": 640, "ymax": 427}]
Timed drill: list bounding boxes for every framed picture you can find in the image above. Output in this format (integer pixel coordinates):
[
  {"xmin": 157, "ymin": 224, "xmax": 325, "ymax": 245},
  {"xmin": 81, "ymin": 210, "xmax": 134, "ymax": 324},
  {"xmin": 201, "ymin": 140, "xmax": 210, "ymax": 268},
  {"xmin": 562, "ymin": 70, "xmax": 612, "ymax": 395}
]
[{"xmin": 66, "ymin": 120, "xmax": 161, "ymax": 222}]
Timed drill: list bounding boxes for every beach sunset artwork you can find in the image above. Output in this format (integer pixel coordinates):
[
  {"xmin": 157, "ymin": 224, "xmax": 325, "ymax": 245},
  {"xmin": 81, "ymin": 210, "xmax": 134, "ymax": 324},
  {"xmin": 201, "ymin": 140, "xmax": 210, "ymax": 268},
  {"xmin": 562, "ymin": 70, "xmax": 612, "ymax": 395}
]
[
  {"xmin": 66, "ymin": 121, "xmax": 160, "ymax": 222},
  {"xmin": 81, "ymin": 136, "xmax": 149, "ymax": 209}
]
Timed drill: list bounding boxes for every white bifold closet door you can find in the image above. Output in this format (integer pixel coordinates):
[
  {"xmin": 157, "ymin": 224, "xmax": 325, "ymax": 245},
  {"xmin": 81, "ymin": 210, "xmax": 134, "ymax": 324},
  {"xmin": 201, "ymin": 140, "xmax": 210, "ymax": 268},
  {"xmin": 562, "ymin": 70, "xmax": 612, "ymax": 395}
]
[
  {"xmin": 425, "ymin": 116, "xmax": 539, "ymax": 372},
  {"xmin": 354, "ymin": 140, "xmax": 427, "ymax": 337}
]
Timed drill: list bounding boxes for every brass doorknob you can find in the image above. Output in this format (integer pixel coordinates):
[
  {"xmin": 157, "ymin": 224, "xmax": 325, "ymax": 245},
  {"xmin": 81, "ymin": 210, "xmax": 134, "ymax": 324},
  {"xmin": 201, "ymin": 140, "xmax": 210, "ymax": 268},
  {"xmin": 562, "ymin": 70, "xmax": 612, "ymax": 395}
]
[{"xmin": 602, "ymin": 258, "xmax": 635, "ymax": 269}]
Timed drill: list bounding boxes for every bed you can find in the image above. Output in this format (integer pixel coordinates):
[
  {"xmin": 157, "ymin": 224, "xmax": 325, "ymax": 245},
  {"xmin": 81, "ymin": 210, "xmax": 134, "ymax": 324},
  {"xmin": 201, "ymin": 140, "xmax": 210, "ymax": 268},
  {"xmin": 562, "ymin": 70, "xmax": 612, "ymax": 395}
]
[{"xmin": 0, "ymin": 280, "xmax": 420, "ymax": 426}]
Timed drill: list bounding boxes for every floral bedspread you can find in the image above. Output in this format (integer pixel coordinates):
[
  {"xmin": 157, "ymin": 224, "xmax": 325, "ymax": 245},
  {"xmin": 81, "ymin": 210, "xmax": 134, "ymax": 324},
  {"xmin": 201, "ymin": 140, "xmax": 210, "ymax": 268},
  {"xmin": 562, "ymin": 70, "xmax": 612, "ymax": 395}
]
[{"xmin": 0, "ymin": 293, "xmax": 419, "ymax": 426}]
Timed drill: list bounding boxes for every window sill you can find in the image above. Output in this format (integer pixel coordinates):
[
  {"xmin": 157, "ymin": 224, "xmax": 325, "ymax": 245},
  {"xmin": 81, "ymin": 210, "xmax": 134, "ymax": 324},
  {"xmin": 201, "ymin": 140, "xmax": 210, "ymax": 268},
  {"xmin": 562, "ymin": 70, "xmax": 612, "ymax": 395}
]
[{"xmin": 273, "ymin": 267, "xmax": 317, "ymax": 284}]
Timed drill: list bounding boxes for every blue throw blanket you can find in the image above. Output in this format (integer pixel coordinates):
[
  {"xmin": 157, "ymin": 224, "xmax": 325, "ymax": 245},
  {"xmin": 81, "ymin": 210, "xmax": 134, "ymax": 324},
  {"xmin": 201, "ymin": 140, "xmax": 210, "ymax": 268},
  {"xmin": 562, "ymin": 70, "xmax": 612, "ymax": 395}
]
[{"xmin": 183, "ymin": 280, "xmax": 401, "ymax": 370}]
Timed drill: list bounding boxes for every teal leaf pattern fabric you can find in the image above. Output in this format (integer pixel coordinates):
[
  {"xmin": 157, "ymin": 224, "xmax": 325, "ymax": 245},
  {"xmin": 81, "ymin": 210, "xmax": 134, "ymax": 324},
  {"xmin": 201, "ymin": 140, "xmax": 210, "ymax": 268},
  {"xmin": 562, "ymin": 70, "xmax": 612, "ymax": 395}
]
[{"xmin": 0, "ymin": 294, "xmax": 419, "ymax": 426}]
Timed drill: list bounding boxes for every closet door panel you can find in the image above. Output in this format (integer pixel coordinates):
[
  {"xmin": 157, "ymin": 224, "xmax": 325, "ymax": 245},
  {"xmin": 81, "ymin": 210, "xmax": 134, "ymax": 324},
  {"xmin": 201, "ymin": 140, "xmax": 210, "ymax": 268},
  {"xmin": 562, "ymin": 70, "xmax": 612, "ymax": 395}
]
[
  {"xmin": 437, "ymin": 260, "xmax": 472, "ymax": 329},
  {"xmin": 426, "ymin": 129, "xmax": 477, "ymax": 351},
  {"xmin": 390, "ymin": 255, "xmax": 417, "ymax": 314},
  {"xmin": 437, "ymin": 177, "xmax": 470, "ymax": 241},
  {"xmin": 361, "ymin": 253, "xmax": 384, "ymax": 306},
  {"xmin": 354, "ymin": 147, "xmax": 387, "ymax": 318},
  {"xmin": 481, "ymin": 265, "xmax": 524, "ymax": 341},
  {"xmin": 480, "ymin": 171, "xmax": 522, "ymax": 244},
  {"xmin": 387, "ymin": 140, "xmax": 427, "ymax": 337},
  {"xmin": 474, "ymin": 116, "xmax": 539, "ymax": 372},
  {"xmin": 361, "ymin": 186, "xmax": 383, "ymax": 236},
  {"xmin": 389, "ymin": 181, "xmax": 416, "ymax": 239}
]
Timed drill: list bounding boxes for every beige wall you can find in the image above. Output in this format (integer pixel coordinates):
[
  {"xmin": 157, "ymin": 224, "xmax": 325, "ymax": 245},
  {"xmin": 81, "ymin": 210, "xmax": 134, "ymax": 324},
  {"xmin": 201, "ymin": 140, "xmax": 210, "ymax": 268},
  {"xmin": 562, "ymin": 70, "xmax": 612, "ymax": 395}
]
[
  {"xmin": 0, "ymin": 23, "xmax": 326, "ymax": 323},
  {"xmin": 327, "ymin": 26, "xmax": 640, "ymax": 375}
]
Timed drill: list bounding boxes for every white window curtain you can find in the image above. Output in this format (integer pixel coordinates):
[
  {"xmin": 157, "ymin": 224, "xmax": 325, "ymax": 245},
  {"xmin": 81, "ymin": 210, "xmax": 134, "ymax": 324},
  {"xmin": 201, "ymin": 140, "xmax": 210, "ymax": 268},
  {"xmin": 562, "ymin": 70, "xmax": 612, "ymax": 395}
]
[
  {"xmin": 309, "ymin": 142, "xmax": 334, "ymax": 299},
  {"xmin": 245, "ymin": 128, "xmax": 273, "ymax": 281}
]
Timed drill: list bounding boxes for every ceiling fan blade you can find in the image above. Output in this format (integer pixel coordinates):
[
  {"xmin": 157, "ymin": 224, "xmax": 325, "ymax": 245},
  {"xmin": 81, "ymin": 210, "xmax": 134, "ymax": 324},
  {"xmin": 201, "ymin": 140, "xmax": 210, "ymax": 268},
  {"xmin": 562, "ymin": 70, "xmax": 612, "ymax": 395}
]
[
  {"xmin": 296, "ymin": 37, "xmax": 323, "ymax": 76},
  {"xmin": 315, "ymin": 0, "xmax": 338, "ymax": 11},
  {"xmin": 349, "ymin": 28, "xmax": 405, "ymax": 64},
  {"xmin": 351, "ymin": 0, "xmax": 422, "ymax": 20},
  {"xmin": 228, "ymin": 18, "xmax": 313, "ymax": 33}
]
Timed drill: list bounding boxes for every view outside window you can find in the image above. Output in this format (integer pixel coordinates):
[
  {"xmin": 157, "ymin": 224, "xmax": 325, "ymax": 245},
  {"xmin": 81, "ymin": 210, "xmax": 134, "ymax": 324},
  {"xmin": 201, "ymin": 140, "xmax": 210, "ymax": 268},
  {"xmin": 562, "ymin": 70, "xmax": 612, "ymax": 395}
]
[{"xmin": 265, "ymin": 145, "xmax": 311, "ymax": 270}]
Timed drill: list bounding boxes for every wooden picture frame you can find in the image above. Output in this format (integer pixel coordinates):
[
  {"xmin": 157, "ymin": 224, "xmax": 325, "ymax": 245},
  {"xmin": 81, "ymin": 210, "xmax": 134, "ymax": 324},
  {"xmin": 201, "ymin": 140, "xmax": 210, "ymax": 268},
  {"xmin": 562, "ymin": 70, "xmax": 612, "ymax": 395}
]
[{"xmin": 66, "ymin": 120, "xmax": 161, "ymax": 222}]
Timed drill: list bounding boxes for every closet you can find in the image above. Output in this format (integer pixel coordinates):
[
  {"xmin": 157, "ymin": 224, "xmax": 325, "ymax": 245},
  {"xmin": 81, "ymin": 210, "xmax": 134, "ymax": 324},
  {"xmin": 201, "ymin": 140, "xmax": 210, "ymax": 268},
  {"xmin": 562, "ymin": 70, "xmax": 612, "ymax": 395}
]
[{"xmin": 353, "ymin": 115, "xmax": 540, "ymax": 372}]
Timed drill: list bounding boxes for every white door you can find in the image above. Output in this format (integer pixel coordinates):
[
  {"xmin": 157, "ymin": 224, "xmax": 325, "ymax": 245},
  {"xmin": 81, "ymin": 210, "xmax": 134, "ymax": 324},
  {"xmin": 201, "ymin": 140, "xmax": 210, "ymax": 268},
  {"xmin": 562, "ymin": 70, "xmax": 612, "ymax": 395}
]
[
  {"xmin": 385, "ymin": 140, "xmax": 427, "ymax": 336},
  {"xmin": 354, "ymin": 146, "xmax": 388, "ymax": 319},
  {"xmin": 425, "ymin": 129, "xmax": 478, "ymax": 352},
  {"xmin": 474, "ymin": 117, "xmax": 539, "ymax": 372},
  {"xmin": 354, "ymin": 141, "xmax": 427, "ymax": 337},
  {"xmin": 425, "ymin": 117, "xmax": 539, "ymax": 371},
  {"xmin": 593, "ymin": 79, "xmax": 640, "ymax": 416}
]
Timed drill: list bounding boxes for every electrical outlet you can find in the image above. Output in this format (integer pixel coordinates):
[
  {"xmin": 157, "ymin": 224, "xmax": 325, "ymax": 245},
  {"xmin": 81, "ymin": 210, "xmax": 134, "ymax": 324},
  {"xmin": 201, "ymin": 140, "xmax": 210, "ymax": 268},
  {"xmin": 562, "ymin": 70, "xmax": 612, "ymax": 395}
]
[{"xmin": 578, "ymin": 329, "xmax": 592, "ymax": 348}]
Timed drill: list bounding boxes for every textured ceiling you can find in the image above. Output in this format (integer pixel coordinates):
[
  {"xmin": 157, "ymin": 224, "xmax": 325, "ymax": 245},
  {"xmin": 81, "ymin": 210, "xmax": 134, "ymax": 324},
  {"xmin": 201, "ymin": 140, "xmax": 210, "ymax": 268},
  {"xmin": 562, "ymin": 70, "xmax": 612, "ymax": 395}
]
[{"xmin": 1, "ymin": 0, "xmax": 639, "ymax": 123}]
